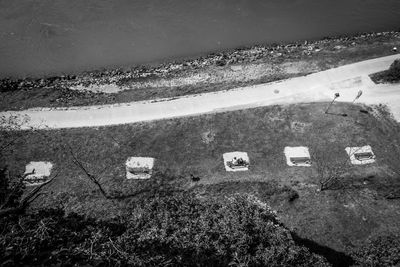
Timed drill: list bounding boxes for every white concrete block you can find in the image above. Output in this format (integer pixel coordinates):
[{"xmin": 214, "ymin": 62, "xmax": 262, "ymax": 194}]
[
  {"xmin": 345, "ymin": 145, "xmax": 375, "ymax": 165},
  {"xmin": 126, "ymin": 157, "xmax": 155, "ymax": 179},
  {"xmin": 284, "ymin": 146, "xmax": 311, "ymax": 167},
  {"xmin": 223, "ymin": 151, "xmax": 250, "ymax": 172},
  {"xmin": 24, "ymin": 161, "xmax": 53, "ymax": 186}
]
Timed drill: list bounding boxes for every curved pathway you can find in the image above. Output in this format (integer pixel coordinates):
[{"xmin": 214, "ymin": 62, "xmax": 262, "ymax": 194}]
[{"xmin": 1, "ymin": 54, "xmax": 400, "ymax": 130}]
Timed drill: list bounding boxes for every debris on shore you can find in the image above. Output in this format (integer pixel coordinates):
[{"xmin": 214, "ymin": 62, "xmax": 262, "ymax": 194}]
[{"xmin": 1, "ymin": 31, "xmax": 399, "ymax": 93}]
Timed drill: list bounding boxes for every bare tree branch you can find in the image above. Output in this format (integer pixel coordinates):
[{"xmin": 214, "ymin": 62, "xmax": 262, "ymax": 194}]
[
  {"xmin": 0, "ymin": 170, "xmax": 35, "ymax": 210},
  {"xmin": 67, "ymin": 143, "xmax": 181, "ymax": 200},
  {"xmin": 21, "ymin": 171, "xmax": 59, "ymax": 207},
  {"xmin": 0, "ymin": 172, "xmax": 58, "ymax": 218},
  {"xmin": 67, "ymin": 144, "xmax": 110, "ymax": 198}
]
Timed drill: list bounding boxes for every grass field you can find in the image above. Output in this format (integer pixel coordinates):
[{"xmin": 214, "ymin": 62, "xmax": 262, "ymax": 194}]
[{"xmin": 2, "ymin": 102, "xmax": 400, "ymax": 254}]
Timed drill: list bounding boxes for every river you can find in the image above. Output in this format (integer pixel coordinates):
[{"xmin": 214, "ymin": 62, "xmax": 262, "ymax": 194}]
[{"xmin": 0, "ymin": 0, "xmax": 399, "ymax": 78}]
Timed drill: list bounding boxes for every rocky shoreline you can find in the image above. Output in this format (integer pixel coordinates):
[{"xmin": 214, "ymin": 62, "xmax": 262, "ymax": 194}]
[{"xmin": 0, "ymin": 30, "xmax": 398, "ymax": 93}]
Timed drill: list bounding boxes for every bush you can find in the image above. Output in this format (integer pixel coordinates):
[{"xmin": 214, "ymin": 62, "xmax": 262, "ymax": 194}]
[
  {"xmin": 118, "ymin": 193, "xmax": 328, "ymax": 266},
  {"xmin": 0, "ymin": 167, "xmax": 24, "ymax": 209},
  {"xmin": 371, "ymin": 59, "xmax": 400, "ymax": 83},
  {"xmin": 386, "ymin": 59, "xmax": 400, "ymax": 81},
  {"xmin": 0, "ymin": 209, "xmax": 125, "ymax": 266},
  {"xmin": 0, "ymin": 193, "xmax": 329, "ymax": 266},
  {"xmin": 351, "ymin": 233, "xmax": 400, "ymax": 267}
]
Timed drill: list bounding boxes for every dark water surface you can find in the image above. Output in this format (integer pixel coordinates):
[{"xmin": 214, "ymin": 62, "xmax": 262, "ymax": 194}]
[{"xmin": 1, "ymin": 0, "xmax": 399, "ymax": 78}]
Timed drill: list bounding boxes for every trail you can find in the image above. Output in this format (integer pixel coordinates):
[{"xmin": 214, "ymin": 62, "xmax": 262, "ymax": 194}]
[{"xmin": 1, "ymin": 54, "xmax": 399, "ymax": 130}]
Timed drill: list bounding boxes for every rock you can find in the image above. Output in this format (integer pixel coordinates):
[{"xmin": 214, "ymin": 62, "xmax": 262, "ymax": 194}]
[
  {"xmin": 334, "ymin": 45, "xmax": 346, "ymax": 50},
  {"xmin": 230, "ymin": 65, "xmax": 243, "ymax": 71}
]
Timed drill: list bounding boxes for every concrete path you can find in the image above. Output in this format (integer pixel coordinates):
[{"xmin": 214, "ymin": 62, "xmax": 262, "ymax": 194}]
[{"xmin": 1, "ymin": 54, "xmax": 399, "ymax": 130}]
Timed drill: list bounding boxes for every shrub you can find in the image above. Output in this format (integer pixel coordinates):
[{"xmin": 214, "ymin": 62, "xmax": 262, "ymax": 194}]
[
  {"xmin": 371, "ymin": 59, "xmax": 400, "ymax": 83},
  {"xmin": 118, "ymin": 193, "xmax": 329, "ymax": 266},
  {"xmin": 388, "ymin": 59, "xmax": 400, "ymax": 76},
  {"xmin": 0, "ymin": 193, "xmax": 329, "ymax": 266},
  {"xmin": 0, "ymin": 167, "xmax": 25, "ymax": 209},
  {"xmin": 385, "ymin": 59, "xmax": 400, "ymax": 82},
  {"xmin": 0, "ymin": 209, "xmax": 125, "ymax": 266},
  {"xmin": 351, "ymin": 233, "xmax": 400, "ymax": 267}
]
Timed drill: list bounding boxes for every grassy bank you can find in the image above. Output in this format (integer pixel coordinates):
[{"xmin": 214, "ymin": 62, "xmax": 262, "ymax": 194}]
[
  {"xmin": 370, "ymin": 58, "xmax": 400, "ymax": 83},
  {"xmin": 1, "ymin": 31, "xmax": 399, "ymax": 111},
  {"xmin": 2, "ymin": 102, "xmax": 400, "ymax": 253}
]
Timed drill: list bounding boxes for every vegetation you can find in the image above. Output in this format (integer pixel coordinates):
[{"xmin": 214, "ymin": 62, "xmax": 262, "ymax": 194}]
[
  {"xmin": 363, "ymin": 105, "xmax": 400, "ymax": 199},
  {"xmin": 0, "ymin": 193, "xmax": 330, "ymax": 266},
  {"xmin": 4, "ymin": 103, "xmax": 381, "ymax": 199},
  {"xmin": 351, "ymin": 233, "xmax": 400, "ymax": 267},
  {"xmin": 306, "ymin": 118, "xmax": 362, "ymax": 192},
  {"xmin": 1, "ymin": 169, "xmax": 398, "ymax": 266},
  {"xmin": 0, "ymin": 114, "xmax": 56, "ymax": 216},
  {"xmin": 0, "ymin": 209, "xmax": 124, "ymax": 266},
  {"xmin": 0, "ymin": 167, "xmax": 24, "ymax": 210},
  {"xmin": 370, "ymin": 59, "xmax": 400, "ymax": 83},
  {"xmin": 2, "ymin": 103, "xmax": 400, "ymax": 266}
]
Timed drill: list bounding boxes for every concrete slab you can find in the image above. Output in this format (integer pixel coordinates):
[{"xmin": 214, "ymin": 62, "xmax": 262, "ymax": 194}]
[
  {"xmin": 345, "ymin": 145, "xmax": 376, "ymax": 165},
  {"xmin": 223, "ymin": 151, "xmax": 249, "ymax": 172},
  {"xmin": 284, "ymin": 146, "xmax": 311, "ymax": 167},
  {"xmin": 24, "ymin": 161, "xmax": 53, "ymax": 186},
  {"xmin": 126, "ymin": 157, "xmax": 155, "ymax": 179}
]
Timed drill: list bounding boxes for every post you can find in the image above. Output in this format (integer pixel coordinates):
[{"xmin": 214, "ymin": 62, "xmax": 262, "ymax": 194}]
[{"xmin": 325, "ymin": 93, "xmax": 340, "ymax": 114}]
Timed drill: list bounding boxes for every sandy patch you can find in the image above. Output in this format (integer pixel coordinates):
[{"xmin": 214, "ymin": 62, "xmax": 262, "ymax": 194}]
[
  {"xmin": 230, "ymin": 65, "xmax": 243, "ymax": 71},
  {"xmin": 284, "ymin": 146, "xmax": 311, "ymax": 167},
  {"xmin": 281, "ymin": 61, "xmax": 319, "ymax": 74},
  {"xmin": 24, "ymin": 161, "xmax": 53, "ymax": 186},
  {"xmin": 69, "ymin": 62, "xmax": 280, "ymax": 94},
  {"xmin": 125, "ymin": 157, "xmax": 155, "ymax": 179},
  {"xmin": 345, "ymin": 145, "xmax": 376, "ymax": 165},
  {"xmin": 223, "ymin": 152, "xmax": 250, "ymax": 172},
  {"xmin": 71, "ymin": 84, "xmax": 124, "ymax": 94}
]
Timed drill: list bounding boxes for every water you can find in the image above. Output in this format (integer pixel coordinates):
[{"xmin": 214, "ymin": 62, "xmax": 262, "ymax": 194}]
[{"xmin": 0, "ymin": 0, "xmax": 399, "ymax": 78}]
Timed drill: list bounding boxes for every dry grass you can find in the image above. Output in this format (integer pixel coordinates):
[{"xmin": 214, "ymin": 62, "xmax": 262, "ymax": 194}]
[{"xmin": 2, "ymin": 102, "xmax": 400, "ymax": 253}]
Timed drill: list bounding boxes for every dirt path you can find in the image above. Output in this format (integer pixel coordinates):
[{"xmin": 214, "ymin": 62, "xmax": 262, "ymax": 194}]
[{"xmin": 1, "ymin": 54, "xmax": 399, "ymax": 130}]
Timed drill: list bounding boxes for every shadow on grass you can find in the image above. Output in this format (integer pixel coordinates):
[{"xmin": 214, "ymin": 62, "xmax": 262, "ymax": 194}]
[
  {"xmin": 325, "ymin": 111, "xmax": 348, "ymax": 117},
  {"xmin": 291, "ymin": 232, "xmax": 354, "ymax": 267}
]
